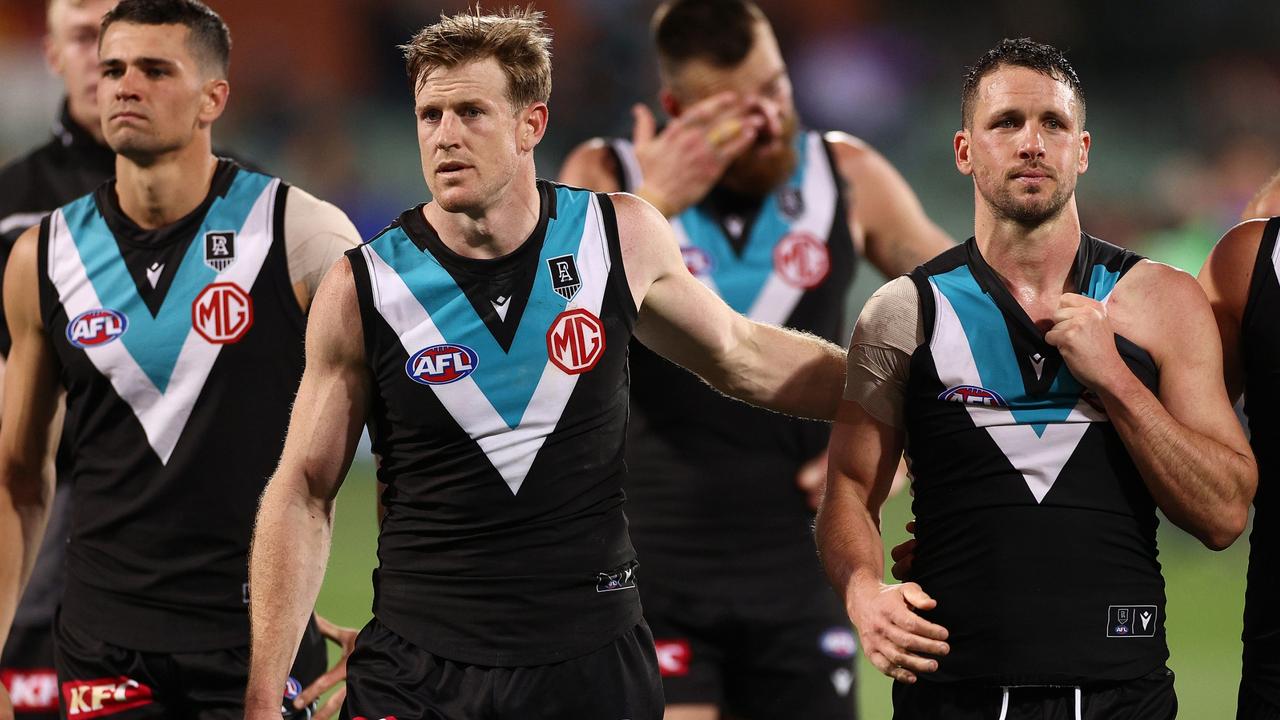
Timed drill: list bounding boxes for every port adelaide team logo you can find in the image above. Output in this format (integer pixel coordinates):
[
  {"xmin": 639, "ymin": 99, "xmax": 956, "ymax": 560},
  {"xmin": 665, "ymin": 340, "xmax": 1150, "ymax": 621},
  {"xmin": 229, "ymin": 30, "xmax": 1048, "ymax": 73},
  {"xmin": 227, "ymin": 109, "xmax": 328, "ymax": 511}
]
[
  {"xmin": 192, "ymin": 282, "xmax": 253, "ymax": 344},
  {"xmin": 203, "ymin": 230, "xmax": 236, "ymax": 272},
  {"xmin": 66, "ymin": 308, "xmax": 128, "ymax": 348},
  {"xmin": 546, "ymin": 254, "xmax": 581, "ymax": 301},
  {"xmin": 938, "ymin": 384, "xmax": 1008, "ymax": 408},
  {"xmin": 405, "ymin": 344, "xmax": 479, "ymax": 386}
]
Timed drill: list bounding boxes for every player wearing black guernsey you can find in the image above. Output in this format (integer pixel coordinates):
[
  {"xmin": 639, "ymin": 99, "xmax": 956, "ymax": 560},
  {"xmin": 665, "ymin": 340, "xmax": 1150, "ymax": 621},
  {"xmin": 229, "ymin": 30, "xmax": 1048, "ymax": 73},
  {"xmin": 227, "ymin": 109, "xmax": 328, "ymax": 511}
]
[
  {"xmin": 243, "ymin": 9, "xmax": 847, "ymax": 720},
  {"xmin": 0, "ymin": 2, "xmax": 116, "ymax": 717},
  {"xmin": 0, "ymin": 2, "xmax": 361, "ymax": 718},
  {"xmin": 1200, "ymin": 216, "xmax": 1280, "ymax": 719},
  {"xmin": 559, "ymin": 2, "xmax": 950, "ymax": 717},
  {"xmin": 817, "ymin": 39, "xmax": 1255, "ymax": 719}
]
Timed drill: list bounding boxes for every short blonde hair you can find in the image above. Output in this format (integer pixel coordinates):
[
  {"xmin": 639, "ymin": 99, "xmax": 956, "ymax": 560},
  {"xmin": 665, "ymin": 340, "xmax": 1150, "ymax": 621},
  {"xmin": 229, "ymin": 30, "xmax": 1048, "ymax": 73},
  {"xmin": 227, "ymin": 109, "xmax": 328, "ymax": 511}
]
[{"xmin": 401, "ymin": 6, "xmax": 552, "ymax": 111}]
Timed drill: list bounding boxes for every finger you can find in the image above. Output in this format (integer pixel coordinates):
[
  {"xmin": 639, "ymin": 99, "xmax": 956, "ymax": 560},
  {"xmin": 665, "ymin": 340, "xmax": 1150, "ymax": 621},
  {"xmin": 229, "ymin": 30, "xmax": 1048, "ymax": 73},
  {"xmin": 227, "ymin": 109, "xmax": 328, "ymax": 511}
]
[
  {"xmin": 710, "ymin": 119, "xmax": 761, "ymax": 166},
  {"xmin": 893, "ymin": 609, "xmax": 950, "ymax": 642},
  {"xmin": 890, "ymin": 538, "xmax": 917, "ymax": 562},
  {"xmin": 678, "ymin": 91, "xmax": 743, "ymax": 126},
  {"xmin": 297, "ymin": 665, "xmax": 347, "ymax": 708},
  {"xmin": 890, "ymin": 556, "xmax": 912, "ymax": 582},
  {"xmin": 631, "ymin": 103, "xmax": 657, "ymax": 145},
  {"xmin": 888, "ymin": 664, "xmax": 918, "ymax": 684},
  {"xmin": 314, "ymin": 613, "xmax": 340, "ymax": 639},
  {"xmin": 900, "ymin": 582, "xmax": 936, "ymax": 611},
  {"xmin": 883, "ymin": 639, "xmax": 941, "ymax": 674},
  {"xmin": 885, "ymin": 623, "xmax": 950, "ymax": 658},
  {"xmin": 313, "ymin": 686, "xmax": 347, "ymax": 720}
]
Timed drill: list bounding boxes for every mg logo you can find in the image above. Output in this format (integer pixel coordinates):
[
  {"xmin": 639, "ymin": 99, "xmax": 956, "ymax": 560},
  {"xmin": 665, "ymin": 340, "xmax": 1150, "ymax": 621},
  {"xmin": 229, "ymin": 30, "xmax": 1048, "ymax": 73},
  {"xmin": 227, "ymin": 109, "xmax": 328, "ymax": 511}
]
[
  {"xmin": 405, "ymin": 344, "xmax": 479, "ymax": 385},
  {"xmin": 546, "ymin": 308, "xmax": 605, "ymax": 375},
  {"xmin": 773, "ymin": 232, "xmax": 830, "ymax": 289},
  {"xmin": 66, "ymin": 308, "xmax": 128, "ymax": 348},
  {"xmin": 192, "ymin": 282, "xmax": 253, "ymax": 344}
]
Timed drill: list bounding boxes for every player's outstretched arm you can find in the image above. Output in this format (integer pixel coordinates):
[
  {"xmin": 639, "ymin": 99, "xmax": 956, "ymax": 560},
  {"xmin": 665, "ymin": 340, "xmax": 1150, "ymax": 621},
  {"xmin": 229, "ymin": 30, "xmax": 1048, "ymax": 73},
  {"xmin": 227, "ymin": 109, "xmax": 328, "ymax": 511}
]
[
  {"xmin": 816, "ymin": 399, "xmax": 948, "ymax": 684},
  {"xmin": 826, "ymin": 132, "xmax": 953, "ymax": 278},
  {"xmin": 0, "ymin": 226, "xmax": 62, "ymax": 652},
  {"xmin": 1197, "ymin": 219, "xmax": 1266, "ymax": 402},
  {"xmin": 244, "ymin": 258, "xmax": 370, "ymax": 719},
  {"xmin": 1047, "ymin": 261, "xmax": 1256, "ymax": 550},
  {"xmin": 618, "ymin": 193, "xmax": 845, "ymax": 420}
]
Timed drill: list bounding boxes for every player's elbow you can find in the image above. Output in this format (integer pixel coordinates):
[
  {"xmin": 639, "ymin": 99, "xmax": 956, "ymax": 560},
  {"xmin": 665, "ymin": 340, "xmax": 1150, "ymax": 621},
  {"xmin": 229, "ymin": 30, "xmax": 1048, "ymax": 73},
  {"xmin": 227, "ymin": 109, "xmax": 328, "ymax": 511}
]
[{"xmin": 1197, "ymin": 505, "xmax": 1249, "ymax": 552}]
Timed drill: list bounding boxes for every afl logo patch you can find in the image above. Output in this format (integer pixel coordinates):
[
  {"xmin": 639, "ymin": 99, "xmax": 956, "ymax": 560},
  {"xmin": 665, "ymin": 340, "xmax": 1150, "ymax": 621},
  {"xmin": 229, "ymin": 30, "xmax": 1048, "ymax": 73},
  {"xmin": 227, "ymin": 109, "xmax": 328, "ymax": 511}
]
[
  {"xmin": 66, "ymin": 308, "xmax": 128, "ymax": 348},
  {"xmin": 820, "ymin": 627, "xmax": 858, "ymax": 659},
  {"xmin": 681, "ymin": 246, "xmax": 714, "ymax": 276},
  {"xmin": 405, "ymin": 344, "xmax": 478, "ymax": 385},
  {"xmin": 192, "ymin": 282, "xmax": 253, "ymax": 344},
  {"xmin": 939, "ymin": 384, "xmax": 1008, "ymax": 408},
  {"xmin": 774, "ymin": 232, "xmax": 830, "ymax": 289}
]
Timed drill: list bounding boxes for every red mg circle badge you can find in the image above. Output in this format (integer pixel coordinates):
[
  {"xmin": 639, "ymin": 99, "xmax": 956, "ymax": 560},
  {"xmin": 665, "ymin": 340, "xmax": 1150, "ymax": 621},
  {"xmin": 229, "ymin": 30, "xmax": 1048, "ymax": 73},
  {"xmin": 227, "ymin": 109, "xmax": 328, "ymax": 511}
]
[
  {"xmin": 192, "ymin": 282, "xmax": 254, "ymax": 344},
  {"xmin": 546, "ymin": 308, "xmax": 605, "ymax": 375},
  {"xmin": 773, "ymin": 232, "xmax": 830, "ymax": 289}
]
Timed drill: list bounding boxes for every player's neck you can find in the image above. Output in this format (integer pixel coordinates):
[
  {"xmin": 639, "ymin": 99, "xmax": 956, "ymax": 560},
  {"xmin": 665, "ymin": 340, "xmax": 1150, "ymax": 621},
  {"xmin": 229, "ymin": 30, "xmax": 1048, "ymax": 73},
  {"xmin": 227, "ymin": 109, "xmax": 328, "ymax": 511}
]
[
  {"xmin": 425, "ymin": 168, "xmax": 541, "ymax": 260},
  {"xmin": 115, "ymin": 140, "xmax": 218, "ymax": 230},
  {"xmin": 975, "ymin": 196, "xmax": 1082, "ymax": 326}
]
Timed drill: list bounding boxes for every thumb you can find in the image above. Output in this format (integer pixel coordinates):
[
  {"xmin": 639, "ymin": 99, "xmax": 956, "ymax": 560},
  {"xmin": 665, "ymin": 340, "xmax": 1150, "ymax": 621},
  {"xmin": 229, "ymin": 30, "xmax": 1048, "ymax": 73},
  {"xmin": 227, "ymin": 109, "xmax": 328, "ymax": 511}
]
[
  {"xmin": 632, "ymin": 103, "xmax": 656, "ymax": 145},
  {"xmin": 901, "ymin": 582, "xmax": 936, "ymax": 611}
]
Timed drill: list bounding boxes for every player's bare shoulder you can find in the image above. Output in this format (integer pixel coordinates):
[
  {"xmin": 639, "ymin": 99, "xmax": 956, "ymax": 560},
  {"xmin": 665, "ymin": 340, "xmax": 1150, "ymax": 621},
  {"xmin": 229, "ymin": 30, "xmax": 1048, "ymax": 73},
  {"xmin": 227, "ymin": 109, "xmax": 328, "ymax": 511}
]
[
  {"xmin": 605, "ymin": 191, "xmax": 680, "ymax": 282},
  {"xmin": 1109, "ymin": 259, "xmax": 1214, "ymax": 358},
  {"xmin": 559, "ymin": 138, "xmax": 623, "ymax": 192}
]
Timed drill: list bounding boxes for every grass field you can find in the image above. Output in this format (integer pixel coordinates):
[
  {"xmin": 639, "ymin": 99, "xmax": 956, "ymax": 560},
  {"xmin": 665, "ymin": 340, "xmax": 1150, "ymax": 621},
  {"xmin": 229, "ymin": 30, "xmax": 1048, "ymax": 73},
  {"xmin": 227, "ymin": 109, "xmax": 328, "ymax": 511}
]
[{"xmin": 316, "ymin": 459, "xmax": 1249, "ymax": 718}]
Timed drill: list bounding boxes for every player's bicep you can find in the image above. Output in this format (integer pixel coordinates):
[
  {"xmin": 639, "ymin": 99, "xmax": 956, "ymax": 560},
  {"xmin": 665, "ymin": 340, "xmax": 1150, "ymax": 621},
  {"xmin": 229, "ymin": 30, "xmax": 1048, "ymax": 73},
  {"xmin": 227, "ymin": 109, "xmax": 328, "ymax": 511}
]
[
  {"xmin": 1197, "ymin": 220, "xmax": 1263, "ymax": 401},
  {"xmin": 1147, "ymin": 269, "xmax": 1250, "ymax": 455},
  {"xmin": 826, "ymin": 399, "xmax": 905, "ymax": 517},
  {"xmin": 633, "ymin": 263, "xmax": 743, "ymax": 381},
  {"xmin": 278, "ymin": 257, "xmax": 369, "ymax": 502}
]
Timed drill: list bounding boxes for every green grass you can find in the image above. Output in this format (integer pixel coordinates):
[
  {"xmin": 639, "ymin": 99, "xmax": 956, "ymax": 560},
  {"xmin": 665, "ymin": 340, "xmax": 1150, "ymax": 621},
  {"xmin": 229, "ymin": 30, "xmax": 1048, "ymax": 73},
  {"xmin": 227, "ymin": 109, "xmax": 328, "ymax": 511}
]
[{"xmin": 317, "ymin": 460, "xmax": 1250, "ymax": 718}]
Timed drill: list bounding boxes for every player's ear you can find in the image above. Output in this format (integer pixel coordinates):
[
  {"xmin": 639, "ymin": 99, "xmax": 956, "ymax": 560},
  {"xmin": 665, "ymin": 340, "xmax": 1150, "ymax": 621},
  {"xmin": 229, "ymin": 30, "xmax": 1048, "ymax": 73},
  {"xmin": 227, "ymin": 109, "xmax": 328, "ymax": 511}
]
[
  {"xmin": 1077, "ymin": 130, "xmax": 1091, "ymax": 175},
  {"xmin": 197, "ymin": 77, "xmax": 230, "ymax": 126},
  {"xmin": 954, "ymin": 129, "xmax": 973, "ymax": 176},
  {"xmin": 659, "ymin": 88, "xmax": 681, "ymax": 118},
  {"xmin": 519, "ymin": 101, "xmax": 548, "ymax": 152}
]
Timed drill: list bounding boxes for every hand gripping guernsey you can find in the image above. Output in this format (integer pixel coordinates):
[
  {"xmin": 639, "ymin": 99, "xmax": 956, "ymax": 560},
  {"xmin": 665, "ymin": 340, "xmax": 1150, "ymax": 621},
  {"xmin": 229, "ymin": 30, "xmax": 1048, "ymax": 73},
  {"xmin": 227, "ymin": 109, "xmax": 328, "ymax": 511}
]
[
  {"xmin": 607, "ymin": 130, "xmax": 854, "ymax": 594},
  {"xmin": 1239, "ymin": 216, "xmax": 1280, "ymax": 709},
  {"xmin": 905, "ymin": 236, "xmax": 1167, "ymax": 685},
  {"xmin": 348, "ymin": 180, "xmax": 639, "ymax": 666},
  {"xmin": 39, "ymin": 160, "xmax": 305, "ymax": 651}
]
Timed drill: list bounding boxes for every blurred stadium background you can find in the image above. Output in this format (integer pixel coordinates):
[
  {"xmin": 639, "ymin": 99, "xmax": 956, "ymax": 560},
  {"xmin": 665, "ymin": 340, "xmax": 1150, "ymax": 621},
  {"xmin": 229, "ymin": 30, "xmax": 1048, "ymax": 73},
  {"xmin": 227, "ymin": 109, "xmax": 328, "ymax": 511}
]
[{"xmin": 3, "ymin": 0, "xmax": 1277, "ymax": 716}]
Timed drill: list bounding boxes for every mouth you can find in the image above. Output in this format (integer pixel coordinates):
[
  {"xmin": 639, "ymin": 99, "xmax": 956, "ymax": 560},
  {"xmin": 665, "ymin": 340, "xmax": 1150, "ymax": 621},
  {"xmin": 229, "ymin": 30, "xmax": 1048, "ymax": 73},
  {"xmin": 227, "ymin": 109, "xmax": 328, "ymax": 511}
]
[
  {"xmin": 110, "ymin": 111, "xmax": 146, "ymax": 123},
  {"xmin": 435, "ymin": 161, "xmax": 472, "ymax": 177}
]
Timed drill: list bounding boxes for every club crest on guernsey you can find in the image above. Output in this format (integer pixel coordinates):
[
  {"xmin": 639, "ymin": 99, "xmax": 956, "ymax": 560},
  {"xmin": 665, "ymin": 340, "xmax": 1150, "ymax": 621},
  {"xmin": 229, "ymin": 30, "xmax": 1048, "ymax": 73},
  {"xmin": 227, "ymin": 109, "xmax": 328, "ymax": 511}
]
[
  {"xmin": 66, "ymin": 308, "xmax": 128, "ymax": 348},
  {"xmin": 546, "ymin": 254, "xmax": 581, "ymax": 301},
  {"xmin": 203, "ymin": 230, "xmax": 237, "ymax": 272},
  {"xmin": 405, "ymin": 343, "xmax": 479, "ymax": 385}
]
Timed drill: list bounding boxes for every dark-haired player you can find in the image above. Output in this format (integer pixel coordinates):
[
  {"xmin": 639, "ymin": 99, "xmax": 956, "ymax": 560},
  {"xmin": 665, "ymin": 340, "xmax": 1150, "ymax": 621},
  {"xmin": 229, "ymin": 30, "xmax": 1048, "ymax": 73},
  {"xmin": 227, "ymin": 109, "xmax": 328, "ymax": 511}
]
[
  {"xmin": 818, "ymin": 38, "xmax": 1254, "ymax": 719},
  {"xmin": 0, "ymin": 1, "xmax": 361, "ymax": 717}
]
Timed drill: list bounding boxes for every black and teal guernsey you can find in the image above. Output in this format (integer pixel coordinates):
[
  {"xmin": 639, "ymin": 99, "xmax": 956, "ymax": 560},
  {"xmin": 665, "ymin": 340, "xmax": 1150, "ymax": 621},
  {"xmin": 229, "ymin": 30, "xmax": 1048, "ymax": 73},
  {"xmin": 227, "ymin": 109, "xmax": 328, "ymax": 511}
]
[
  {"xmin": 904, "ymin": 235, "xmax": 1167, "ymax": 685},
  {"xmin": 38, "ymin": 159, "xmax": 304, "ymax": 652},
  {"xmin": 1240, "ymin": 216, "xmax": 1280, "ymax": 706},
  {"xmin": 608, "ymin": 130, "xmax": 855, "ymax": 598},
  {"xmin": 349, "ymin": 180, "xmax": 640, "ymax": 667}
]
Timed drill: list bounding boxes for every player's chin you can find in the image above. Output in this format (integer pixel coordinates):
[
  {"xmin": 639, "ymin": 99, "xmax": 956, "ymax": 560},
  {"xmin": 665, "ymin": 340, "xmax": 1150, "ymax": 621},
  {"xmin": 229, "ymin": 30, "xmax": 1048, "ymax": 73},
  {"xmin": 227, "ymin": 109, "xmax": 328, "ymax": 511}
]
[{"xmin": 432, "ymin": 188, "xmax": 483, "ymax": 214}]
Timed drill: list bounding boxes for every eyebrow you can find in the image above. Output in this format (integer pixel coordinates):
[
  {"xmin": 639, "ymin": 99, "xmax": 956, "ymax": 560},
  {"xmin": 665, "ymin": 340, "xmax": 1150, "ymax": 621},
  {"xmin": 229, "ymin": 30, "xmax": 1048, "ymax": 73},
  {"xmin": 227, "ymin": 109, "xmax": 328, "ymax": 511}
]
[{"xmin": 101, "ymin": 56, "xmax": 178, "ymax": 69}]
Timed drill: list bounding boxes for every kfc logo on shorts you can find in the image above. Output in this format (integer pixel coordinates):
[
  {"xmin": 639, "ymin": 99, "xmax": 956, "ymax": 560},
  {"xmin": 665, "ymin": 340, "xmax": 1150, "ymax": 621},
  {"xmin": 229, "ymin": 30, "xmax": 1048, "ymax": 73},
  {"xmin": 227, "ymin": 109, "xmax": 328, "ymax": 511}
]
[
  {"xmin": 1, "ymin": 669, "xmax": 58, "ymax": 713},
  {"xmin": 546, "ymin": 308, "xmax": 605, "ymax": 375},
  {"xmin": 773, "ymin": 232, "xmax": 830, "ymax": 289},
  {"xmin": 820, "ymin": 627, "xmax": 858, "ymax": 659},
  {"xmin": 61, "ymin": 677, "xmax": 154, "ymax": 718},
  {"xmin": 66, "ymin": 308, "xmax": 128, "ymax": 348},
  {"xmin": 681, "ymin": 246, "xmax": 714, "ymax": 276},
  {"xmin": 654, "ymin": 639, "xmax": 691, "ymax": 677},
  {"xmin": 405, "ymin": 344, "xmax": 479, "ymax": 385},
  {"xmin": 938, "ymin": 384, "xmax": 1008, "ymax": 408},
  {"xmin": 192, "ymin": 282, "xmax": 253, "ymax": 344}
]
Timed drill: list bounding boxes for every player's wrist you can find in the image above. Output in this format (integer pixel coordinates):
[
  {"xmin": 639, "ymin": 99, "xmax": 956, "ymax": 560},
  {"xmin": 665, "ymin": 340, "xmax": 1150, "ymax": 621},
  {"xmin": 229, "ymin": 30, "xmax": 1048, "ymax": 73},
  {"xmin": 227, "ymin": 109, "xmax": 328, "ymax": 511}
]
[{"xmin": 635, "ymin": 184, "xmax": 680, "ymax": 218}]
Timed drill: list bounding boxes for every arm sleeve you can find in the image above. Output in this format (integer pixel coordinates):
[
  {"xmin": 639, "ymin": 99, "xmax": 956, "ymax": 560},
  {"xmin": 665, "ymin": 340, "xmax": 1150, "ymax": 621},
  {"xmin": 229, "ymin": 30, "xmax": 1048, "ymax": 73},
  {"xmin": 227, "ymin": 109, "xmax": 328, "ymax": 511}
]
[
  {"xmin": 842, "ymin": 274, "xmax": 924, "ymax": 428},
  {"xmin": 283, "ymin": 186, "xmax": 362, "ymax": 299}
]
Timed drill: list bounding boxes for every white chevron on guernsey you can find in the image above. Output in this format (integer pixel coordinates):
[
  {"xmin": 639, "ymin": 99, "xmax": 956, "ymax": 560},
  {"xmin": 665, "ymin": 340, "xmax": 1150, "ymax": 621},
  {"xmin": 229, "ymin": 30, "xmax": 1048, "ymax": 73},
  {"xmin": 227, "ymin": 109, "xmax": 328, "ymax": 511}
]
[
  {"xmin": 362, "ymin": 193, "xmax": 612, "ymax": 495},
  {"xmin": 46, "ymin": 180, "xmax": 278, "ymax": 464}
]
